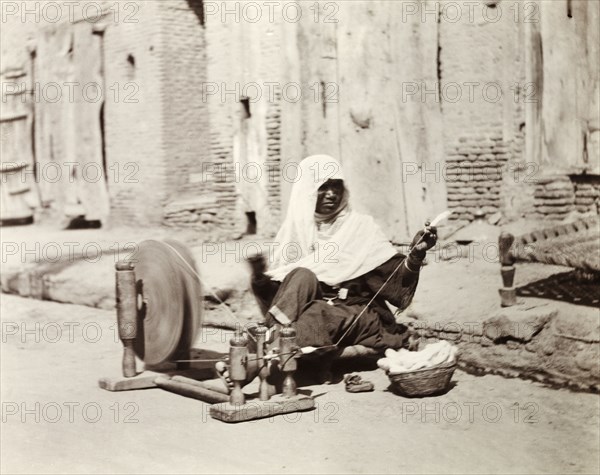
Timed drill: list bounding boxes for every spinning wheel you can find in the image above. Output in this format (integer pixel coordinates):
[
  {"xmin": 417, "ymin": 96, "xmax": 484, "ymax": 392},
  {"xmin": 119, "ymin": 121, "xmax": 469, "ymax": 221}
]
[
  {"xmin": 106, "ymin": 239, "xmax": 316, "ymax": 422},
  {"xmin": 125, "ymin": 240, "xmax": 203, "ymax": 367}
]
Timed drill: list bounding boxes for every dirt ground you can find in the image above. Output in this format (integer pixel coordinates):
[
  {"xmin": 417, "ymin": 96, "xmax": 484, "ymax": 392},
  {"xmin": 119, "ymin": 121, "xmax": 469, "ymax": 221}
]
[{"xmin": 1, "ymin": 294, "xmax": 599, "ymax": 475}]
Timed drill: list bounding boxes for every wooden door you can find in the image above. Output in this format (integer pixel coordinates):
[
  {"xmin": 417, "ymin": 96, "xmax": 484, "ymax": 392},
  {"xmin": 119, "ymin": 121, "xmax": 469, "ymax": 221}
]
[
  {"xmin": 527, "ymin": 0, "xmax": 600, "ymax": 174},
  {"xmin": 0, "ymin": 67, "xmax": 38, "ymax": 224},
  {"xmin": 34, "ymin": 21, "xmax": 109, "ymax": 223}
]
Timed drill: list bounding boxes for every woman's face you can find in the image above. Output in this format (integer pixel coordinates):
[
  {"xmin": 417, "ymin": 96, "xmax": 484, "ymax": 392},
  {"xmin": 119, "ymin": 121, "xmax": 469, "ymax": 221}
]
[{"xmin": 315, "ymin": 179, "xmax": 344, "ymax": 214}]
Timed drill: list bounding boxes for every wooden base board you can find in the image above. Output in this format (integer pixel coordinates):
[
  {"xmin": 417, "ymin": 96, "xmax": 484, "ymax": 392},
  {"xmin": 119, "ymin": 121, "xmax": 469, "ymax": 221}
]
[
  {"xmin": 98, "ymin": 372, "xmax": 162, "ymax": 391},
  {"xmin": 99, "ymin": 367, "xmax": 215, "ymax": 392},
  {"xmin": 155, "ymin": 376, "xmax": 229, "ymax": 403},
  {"xmin": 210, "ymin": 394, "xmax": 315, "ymax": 423}
]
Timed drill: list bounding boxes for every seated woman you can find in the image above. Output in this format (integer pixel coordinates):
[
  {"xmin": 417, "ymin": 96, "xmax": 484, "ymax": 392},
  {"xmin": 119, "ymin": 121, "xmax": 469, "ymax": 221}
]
[
  {"xmin": 252, "ymin": 154, "xmax": 436, "ymax": 350},
  {"xmin": 217, "ymin": 154, "xmax": 436, "ymax": 389}
]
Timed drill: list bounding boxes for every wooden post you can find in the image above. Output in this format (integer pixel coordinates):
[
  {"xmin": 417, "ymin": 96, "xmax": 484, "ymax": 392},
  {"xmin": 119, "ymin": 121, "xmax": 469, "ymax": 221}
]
[
  {"xmin": 279, "ymin": 326, "xmax": 298, "ymax": 398},
  {"xmin": 115, "ymin": 261, "xmax": 137, "ymax": 377},
  {"xmin": 228, "ymin": 331, "xmax": 248, "ymax": 405},
  {"xmin": 498, "ymin": 232, "xmax": 517, "ymax": 307},
  {"xmin": 524, "ymin": 1, "xmax": 543, "ymax": 166},
  {"xmin": 254, "ymin": 324, "xmax": 270, "ymax": 401}
]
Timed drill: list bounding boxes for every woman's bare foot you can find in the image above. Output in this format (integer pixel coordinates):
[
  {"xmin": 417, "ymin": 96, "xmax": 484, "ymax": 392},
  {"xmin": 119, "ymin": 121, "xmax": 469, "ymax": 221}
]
[
  {"xmin": 214, "ymin": 353, "xmax": 265, "ymax": 394},
  {"xmin": 214, "ymin": 324, "xmax": 288, "ymax": 396},
  {"xmin": 214, "ymin": 361, "xmax": 234, "ymax": 393}
]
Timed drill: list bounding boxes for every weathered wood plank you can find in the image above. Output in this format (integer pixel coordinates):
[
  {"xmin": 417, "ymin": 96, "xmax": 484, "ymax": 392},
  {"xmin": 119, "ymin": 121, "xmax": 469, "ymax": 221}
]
[
  {"xmin": 72, "ymin": 22, "xmax": 110, "ymax": 221},
  {"xmin": 155, "ymin": 376, "xmax": 229, "ymax": 403},
  {"xmin": 210, "ymin": 394, "xmax": 314, "ymax": 423},
  {"xmin": 98, "ymin": 372, "xmax": 163, "ymax": 391},
  {"xmin": 335, "ymin": 1, "xmax": 444, "ymax": 241}
]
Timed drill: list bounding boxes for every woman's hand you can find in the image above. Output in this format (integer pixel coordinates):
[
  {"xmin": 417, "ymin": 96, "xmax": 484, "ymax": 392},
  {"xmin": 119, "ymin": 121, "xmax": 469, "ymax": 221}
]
[
  {"xmin": 246, "ymin": 252, "xmax": 267, "ymax": 277},
  {"xmin": 409, "ymin": 224, "xmax": 438, "ymax": 260}
]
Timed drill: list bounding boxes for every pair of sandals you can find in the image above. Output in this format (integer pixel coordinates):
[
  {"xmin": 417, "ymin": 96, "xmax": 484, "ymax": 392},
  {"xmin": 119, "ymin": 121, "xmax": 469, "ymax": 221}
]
[{"xmin": 344, "ymin": 374, "xmax": 374, "ymax": 393}]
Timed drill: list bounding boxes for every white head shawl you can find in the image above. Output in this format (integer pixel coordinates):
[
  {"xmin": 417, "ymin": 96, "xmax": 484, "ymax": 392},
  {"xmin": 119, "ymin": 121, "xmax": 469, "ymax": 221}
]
[{"xmin": 265, "ymin": 155, "xmax": 397, "ymax": 286}]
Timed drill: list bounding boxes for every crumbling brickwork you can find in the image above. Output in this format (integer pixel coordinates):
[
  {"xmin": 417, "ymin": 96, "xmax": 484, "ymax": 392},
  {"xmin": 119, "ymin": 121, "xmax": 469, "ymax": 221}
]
[
  {"xmin": 203, "ymin": 4, "xmax": 284, "ymax": 238},
  {"xmin": 259, "ymin": 26, "xmax": 283, "ymax": 236},
  {"xmin": 533, "ymin": 177, "xmax": 576, "ymax": 220},
  {"xmin": 445, "ymin": 134, "xmax": 509, "ymax": 221},
  {"xmin": 440, "ymin": 0, "xmax": 599, "ymax": 223},
  {"xmin": 2, "ymin": 0, "xmax": 598, "ymax": 238},
  {"xmin": 439, "ymin": 1, "xmax": 518, "ymax": 222},
  {"xmin": 532, "ymin": 176, "xmax": 600, "ymax": 220},
  {"xmin": 102, "ymin": 1, "xmax": 165, "ymax": 227},
  {"xmin": 573, "ymin": 179, "xmax": 600, "ymax": 214},
  {"xmin": 105, "ymin": 0, "xmax": 211, "ymax": 230},
  {"xmin": 157, "ymin": 0, "xmax": 212, "ymax": 231}
]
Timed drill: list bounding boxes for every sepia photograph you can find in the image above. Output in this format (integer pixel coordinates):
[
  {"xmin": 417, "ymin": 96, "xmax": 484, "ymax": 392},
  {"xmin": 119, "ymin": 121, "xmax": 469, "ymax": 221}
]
[{"xmin": 0, "ymin": 0, "xmax": 599, "ymax": 473}]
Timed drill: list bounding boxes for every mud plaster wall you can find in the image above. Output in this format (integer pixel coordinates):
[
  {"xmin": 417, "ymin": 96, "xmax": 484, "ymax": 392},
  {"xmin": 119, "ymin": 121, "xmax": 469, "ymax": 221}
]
[
  {"xmin": 441, "ymin": 0, "xmax": 599, "ymax": 223},
  {"xmin": 91, "ymin": 0, "xmax": 209, "ymax": 229},
  {"xmin": 0, "ymin": 1, "xmax": 213, "ymax": 229},
  {"xmin": 440, "ymin": 1, "xmax": 520, "ymax": 222},
  {"xmin": 157, "ymin": 0, "xmax": 213, "ymax": 231},
  {"xmin": 525, "ymin": 0, "xmax": 600, "ymax": 221},
  {"xmin": 534, "ymin": 0, "xmax": 599, "ymax": 173},
  {"xmin": 101, "ymin": 2, "xmax": 164, "ymax": 227},
  {"xmin": 202, "ymin": 3, "xmax": 284, "ymax": 239},
  {"xmin": 3, "ymin": 0, "xmax": 598, "ymax": 236},
  {"xmin": 208, "ymin": 0, "xmax": 599, "ymax": 232},
  {"xmin": 281, "ymin": 1, "xmax": 447, "ymax": 243}
]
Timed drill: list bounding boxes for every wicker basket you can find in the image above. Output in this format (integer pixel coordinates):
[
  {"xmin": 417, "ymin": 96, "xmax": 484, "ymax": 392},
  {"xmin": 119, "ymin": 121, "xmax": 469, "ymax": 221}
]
[{"xmin": 387, "ymin": 359, "xmax": 457, "ymax": 397}]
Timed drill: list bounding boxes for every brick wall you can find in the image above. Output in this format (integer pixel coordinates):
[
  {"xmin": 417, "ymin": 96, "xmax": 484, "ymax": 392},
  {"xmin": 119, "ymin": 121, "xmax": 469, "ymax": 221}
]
[
  {"xmin": 573, "ymin": 178, "xmax": 600, "ymax": 215},
  {"xmin": 258, "ymin": 17, "xmax": 283, "ymax": 237},
  {"xmin": 532, "ymin": 175, "xmax": 600, "ymax": 220},
  {"xmin": 157, "ymin": 0, "xmax": 213, "ymax": 232},
  {"xmin": 264, "ymin": 89, "xmax": 282, "ymax": 234},
  {"xmin": 445, "ymin": 134, "xmax": 509, "ymax": 221},
  {"xmin": 3, "ymin": 0, "xmax": 596, "ymax": 236},
  {"xmin": 439, "ymin": 1, "xmax": 519, "ymax": 222},
  {"xmin": 0, "ymin": 1, "xmax": 172, "ymax": 227},
  {"xmin": 500, "ymin": 11, "xmax": 535, "ymax": 221},
  {"xmin": 279, "ymin": 1, "xmax": 446, "ymax": 242},
  {"xmin": 102, "ymin": 1, "xmax": 166, "ymax": 227},
  {"xmin": 203, "ymin": 12, "xmax": 241, "ymax": 237},
  {"xmin": 203, "ymin": 4, "xmax": 284, "ymax": 239},
  {"xmin": 1, "ymin": 1, "xmax": 221, "ymax": 232},
  {"xmin": 533, "ymin": 176, "xmax": 576, "ymax": 220},
  {"xmin": 107, "ymin": 0, "xmax": 212, "ymax": 231}
]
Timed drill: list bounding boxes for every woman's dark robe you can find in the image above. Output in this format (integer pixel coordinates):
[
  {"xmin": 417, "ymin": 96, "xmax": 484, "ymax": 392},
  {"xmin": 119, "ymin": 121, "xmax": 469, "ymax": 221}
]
[{"xmin": 251, "ymin": 253, "xmax": 420, "ymax": 350}]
